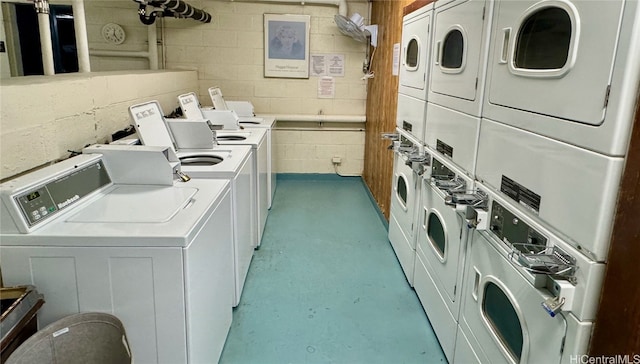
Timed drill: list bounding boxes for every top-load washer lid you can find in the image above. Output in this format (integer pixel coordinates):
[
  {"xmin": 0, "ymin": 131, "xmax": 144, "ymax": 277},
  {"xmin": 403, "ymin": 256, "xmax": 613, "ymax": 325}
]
[
  {"xmin": 177, "ymin": 92, "xmax": 203, "ymax": 120},
  {"xmin": 129, "ymin": 101, "xmax": 176, "ymax": 153},
  {"xmin": 129, "ymin": 101, "xmax": 225, "ymax": 166},
  {"xmin": 208, "ymin": 87, "xmax": 229, "ymax": 110},
  {"xmin": 67, "ymin": 186, "xmax": 197, "ymax": 223}
]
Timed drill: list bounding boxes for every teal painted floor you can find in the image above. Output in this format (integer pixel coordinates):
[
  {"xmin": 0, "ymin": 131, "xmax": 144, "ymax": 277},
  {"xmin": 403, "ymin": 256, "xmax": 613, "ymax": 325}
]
[{"xmin": 219, "ymin": 175, "xmax": 447, "ymax": 364}]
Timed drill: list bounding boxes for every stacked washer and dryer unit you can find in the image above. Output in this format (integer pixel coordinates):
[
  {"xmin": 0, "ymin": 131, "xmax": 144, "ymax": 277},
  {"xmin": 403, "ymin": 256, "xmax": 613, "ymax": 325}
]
[
  {"xmin": 388, "ymin": 1, "xmax": 434, "ymax": 287},
  {"xmin": 395, "ymin": 0, "xmax": 640, "ymax": 363}
]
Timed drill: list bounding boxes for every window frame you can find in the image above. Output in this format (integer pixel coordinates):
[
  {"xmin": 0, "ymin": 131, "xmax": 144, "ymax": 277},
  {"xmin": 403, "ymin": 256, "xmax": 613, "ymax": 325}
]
[
  {"xmin": 404, "ymin": 36, "xmax": 421, "ymax": 72},
  {"xmin": 478, "ymin": 276, "xmax": 528, "ymax": 364},
  {"xmin": 438, "ymin": 25, "xmax": 467, "ymax": 74},
  {"xmin": 507, "ymin": 0, "xmax": 580, "ymax": 78}
]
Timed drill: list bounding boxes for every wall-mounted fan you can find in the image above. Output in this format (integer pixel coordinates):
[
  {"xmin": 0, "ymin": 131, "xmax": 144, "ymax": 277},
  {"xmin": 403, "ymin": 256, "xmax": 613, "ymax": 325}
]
[{"xmin": 334, "ymin": 13, "xmax": 378, "ymax": 47}]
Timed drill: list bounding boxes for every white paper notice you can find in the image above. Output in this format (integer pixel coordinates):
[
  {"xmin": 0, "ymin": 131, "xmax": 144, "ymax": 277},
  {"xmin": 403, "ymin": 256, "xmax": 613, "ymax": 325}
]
[
  {"xmin": 392, "ymin": 43, "xmax": 400, "ymax": 76},
  {"xmin": 310, "ymin": 55, "xmax": 327, "ymax": 76},
  {"xmin": 318, "ymin": 77, "xmax": 335, "ymax": 99},
  {"xmin": 327, "ymin": 54, "xmax": 345, "ymax": 77},
  {"xmin": 310, "ymin": 54, "xmax": 345, "ymax": 77}
]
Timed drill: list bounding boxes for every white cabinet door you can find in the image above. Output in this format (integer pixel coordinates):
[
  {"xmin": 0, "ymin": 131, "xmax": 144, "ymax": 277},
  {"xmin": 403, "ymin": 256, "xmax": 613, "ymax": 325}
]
[
  {"xmin": 486, "ymin": 0, "xmax": 623, "ymax": 125},
  {"xmin": 430, "ymin": 0, "xmax": 491, "ymax": 116},
  {"xmin": 399, "ymin": 8, "xmax": 432, "ymax": 99},
  {"xmin": 1, "ymin": 246, "xmax": 188, "ymax": 364}
]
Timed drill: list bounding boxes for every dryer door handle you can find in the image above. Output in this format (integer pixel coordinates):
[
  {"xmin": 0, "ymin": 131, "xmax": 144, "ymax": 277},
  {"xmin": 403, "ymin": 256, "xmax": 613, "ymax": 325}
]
[
  {"xmin": 499, "ymin": 28, "xmax": 511, "ymax": 64},
  {"xmin": 434, "ymin": 41, "xmax": 441, "ymax": 66},
  {"xmin": 472, "ymin": 267, "xmax": 481, "ymax": 302}
]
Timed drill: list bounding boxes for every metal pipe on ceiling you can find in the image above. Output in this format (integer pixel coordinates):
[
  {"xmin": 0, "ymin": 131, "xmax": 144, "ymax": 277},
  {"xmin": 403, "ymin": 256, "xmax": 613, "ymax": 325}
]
[{"xmin": 134, "ymin": 0, "xmax": 212, "ymax": 25}]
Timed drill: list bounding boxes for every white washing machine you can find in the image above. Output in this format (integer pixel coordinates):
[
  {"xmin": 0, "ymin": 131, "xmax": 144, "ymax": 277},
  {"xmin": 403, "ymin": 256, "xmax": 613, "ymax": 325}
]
[
  {"xmin": 455, "ymin": 182, "xmax": 605, "ymax": 363},
  {"xmin": 388, "ymin": 129, "xmax": 429, "ymax": 286},
  {"xmin": 428, "ymin": 0, "xmax": 494, "ymax": 117},
  {"xmin": 398, "ymin": 2, "xmax": 434, "ymax": 101},
  {"xmin": 475, "ymin": 118, "xmax": 624, "ymax": 262},
  {"xmin": 237, "ymin": 118, "xmax": 276, "ymax": 211},
  {"xmin": 215, "ymin": 129, "xmax": 269, "ymax": 246},
  {"xmin": 413, "ymin": 151, "xmax": 481, "ymax": 362},
  {"xmin": 179, "ymin": 91, "xmax": 277, "ymax": 210},
  {"xmin": 85, "ymin": 143, "xmax": 255, "ymax": 308},
  {"xmin": 424, "ymin": 102, "xmax": 479, "ymax": 177},
  {"xmin": 129, "ymin": 101, "xmax": 259, "ymax": 305},
  {"xmin": 0, "ymin": 150, "xmax": 234, "ymax": 364},
  {"xmin": 483, "ymin": 0, "xmax": 640, "ymax": 156}
]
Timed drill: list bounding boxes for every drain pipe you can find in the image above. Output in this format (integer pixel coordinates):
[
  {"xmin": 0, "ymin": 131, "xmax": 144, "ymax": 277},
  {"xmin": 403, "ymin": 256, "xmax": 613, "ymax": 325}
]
[
  {"xmin": 72, "ymin": 0, "xmax": 90, "ymax": 72},
  {"xmin": 148, "ymin": 23, "xmax": 158, "ymax": 69},
  {"xmin": 34, "ymin": 0, "xmax": 54, "ymax": 75}
]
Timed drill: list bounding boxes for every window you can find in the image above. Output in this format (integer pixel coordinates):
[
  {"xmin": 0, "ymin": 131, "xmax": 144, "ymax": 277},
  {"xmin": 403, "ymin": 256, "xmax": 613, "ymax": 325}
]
[
  {"xmin": 427, "ymin": 212, "xmax": 446, "ymax": 257},
  {"xmin": 397, "ymin": 176, "xmax": 408, "ymax": 207},
  {"xmin": 7, "ymin": 3, "xmax": 78, "ymax": 75},
  {"xmin": 441, "ymin": 29, "xmax": 464, "ymax": 69},
  {"xmin": 514, "ymin": 7, "xmax": 571, "ymax": 70},
  {"xmin": 482, "ymin": 282, "xmax": 523, "ymax": 361},
  {"xmin": 405, "ymin": 38, "xmax": 419, "ymax": 69}
]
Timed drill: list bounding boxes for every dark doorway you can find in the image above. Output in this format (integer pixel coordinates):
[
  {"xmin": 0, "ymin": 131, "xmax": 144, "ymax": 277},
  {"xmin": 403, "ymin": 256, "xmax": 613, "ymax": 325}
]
[{"xmin": 14, "ymin": 3, "xmax": 78, "ymax": 75}]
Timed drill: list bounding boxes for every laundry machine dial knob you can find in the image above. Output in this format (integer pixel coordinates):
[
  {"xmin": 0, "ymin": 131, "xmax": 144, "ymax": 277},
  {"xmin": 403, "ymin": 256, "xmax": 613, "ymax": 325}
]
[{"xmin": 512, "ymin": 218, "xmax": 519, "ymax": 225}]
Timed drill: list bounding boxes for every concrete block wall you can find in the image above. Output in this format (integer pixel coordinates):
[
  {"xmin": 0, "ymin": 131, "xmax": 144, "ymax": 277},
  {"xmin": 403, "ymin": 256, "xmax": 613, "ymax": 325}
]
[
  {"xmin": 274, "ymin": 125, "xmax": 365, "ymax": 174},
  {"xmin": 0, "ymin": 70, "xmax": 198, "ymax": 180},
  {"xmin": 84, "ymin": 1, "xmax": 154, "ymax": 71},
  {"xmin": 162, "ymin": 0, "xmax": 369, "ymax": 175},
  {"xmin": 2, "ymin": 0, "xmax": 369, "ymax": 176}
]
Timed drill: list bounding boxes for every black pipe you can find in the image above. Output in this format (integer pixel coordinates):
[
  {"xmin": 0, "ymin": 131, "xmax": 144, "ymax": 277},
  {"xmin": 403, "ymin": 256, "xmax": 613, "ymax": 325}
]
[
  {"xmin": 138, "ymin": 3, "xmax": 158, "ymax": 25},
  {"xmin": 148, "ymin": 0, "xmax": 211, "ymax": 23}
]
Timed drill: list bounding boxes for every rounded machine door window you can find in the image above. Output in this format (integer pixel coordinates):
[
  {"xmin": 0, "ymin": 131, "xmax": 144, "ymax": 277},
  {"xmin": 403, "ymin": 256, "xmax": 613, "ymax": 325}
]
[
  {"xmin": 441, "ymin": 29, "xmax": 464, "ymax": 69},
  {"xmin": 396, "ymin": 175, "xmax": 408, "ymax": 208},
  {"xmin": 514, "ymin": 7, "xmax": 572, "ymax": 70},
  {"xmin": 405, "ymin": 38, "xmax": 420, "ymax": 70},
  {"xmin": 427, "ymin": 211, "xmax": 446, "ymax": 258},
  {"xmin": 482, "ymin": 282, "xmax": 524, "ymax": 362}
]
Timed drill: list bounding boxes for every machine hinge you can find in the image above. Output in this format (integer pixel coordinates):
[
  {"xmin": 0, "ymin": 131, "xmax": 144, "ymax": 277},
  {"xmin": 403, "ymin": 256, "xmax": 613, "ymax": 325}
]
[
  {"xmin": 475, "ymin": 77, "xmax": 479, "ymax": 90},
  {"xmin": 604, "ymin": 84, "xmax": 611, "ymax": 108},
  {"xmin": 454, "ymin": 285, "xmax": 457, "ymax": 296},
  {"xmin": 482, "ymin": 6, "xmax": 485, "ymax": 20},
  {"xmin": 424, "ymin": 73, "xmax": 426, "ymax": 82}
]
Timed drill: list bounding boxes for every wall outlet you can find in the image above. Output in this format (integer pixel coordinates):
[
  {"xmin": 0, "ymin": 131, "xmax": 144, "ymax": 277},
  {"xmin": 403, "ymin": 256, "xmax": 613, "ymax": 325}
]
[{"xmin": 332, "ymin": 156, "xmax": 342, "ymax": 165}]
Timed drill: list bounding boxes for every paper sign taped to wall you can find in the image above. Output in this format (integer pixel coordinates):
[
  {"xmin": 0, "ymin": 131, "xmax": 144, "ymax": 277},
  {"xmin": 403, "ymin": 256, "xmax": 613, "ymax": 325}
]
[
  {"xmin": 318, "ymin": 77, "xmax": 335, "ymax": 98},
  {"xmin": 310, "ymin": 54, "xmax": 345, "ymax": 77},
  {"xmin": 393, "ymin": 43, "xmax": 400, "ymax": 76}
]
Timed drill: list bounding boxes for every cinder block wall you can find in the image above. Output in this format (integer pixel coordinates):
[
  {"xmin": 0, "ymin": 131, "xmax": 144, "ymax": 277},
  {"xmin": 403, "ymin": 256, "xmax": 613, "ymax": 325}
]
[
  {"xmin": 274, "ymin": 125, "xmax": 365, "ymax": 174},
  {"xmin": 162, "ymin": 0, "xmax": 369, "ymax": 175},
  {"xmin": 0, "ymin": 70, "xmax": 198, "ymax": 180}
]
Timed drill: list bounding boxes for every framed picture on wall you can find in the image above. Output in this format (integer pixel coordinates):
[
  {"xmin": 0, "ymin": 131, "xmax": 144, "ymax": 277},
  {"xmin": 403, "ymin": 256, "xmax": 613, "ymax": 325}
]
[{"xmin": 264, "ymin": 14, "xmax": 310, "ymax": 78}]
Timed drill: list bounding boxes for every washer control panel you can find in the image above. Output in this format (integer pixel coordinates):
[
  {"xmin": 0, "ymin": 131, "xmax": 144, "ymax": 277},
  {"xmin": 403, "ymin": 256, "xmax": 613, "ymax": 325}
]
[
  {"xmin": 489, "ymin": 201, "xmax": 547, "ymax": 252},
  {"xmin": 14, "ymin": 161, "xmax": 111, "ymax": 227}
]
